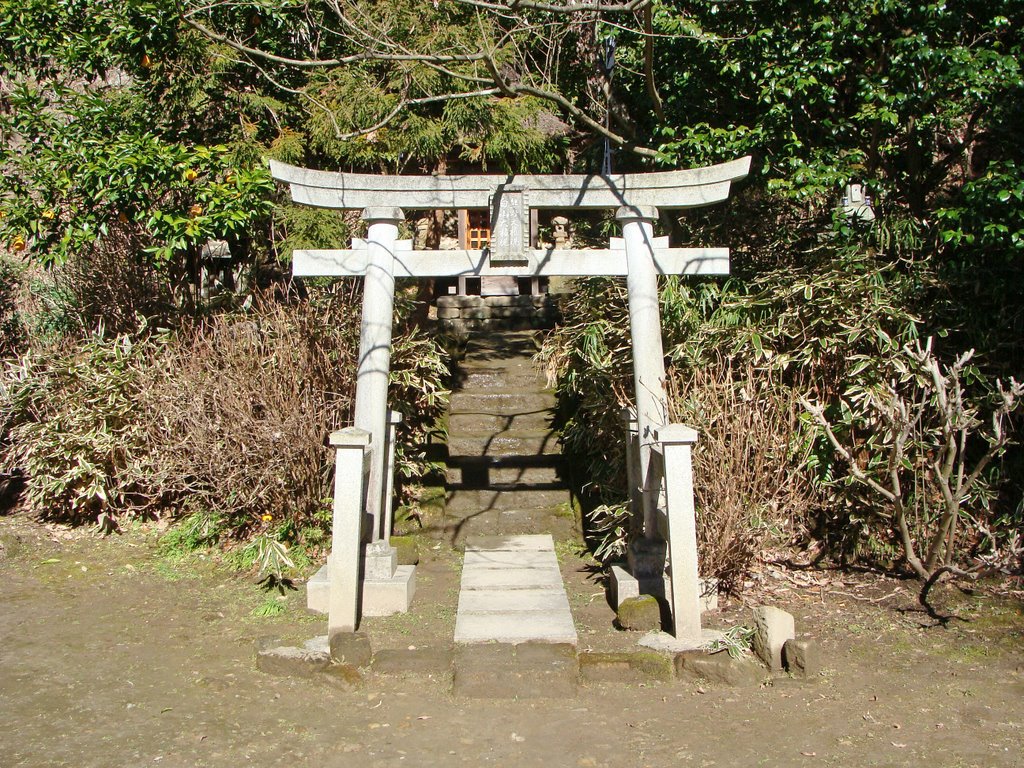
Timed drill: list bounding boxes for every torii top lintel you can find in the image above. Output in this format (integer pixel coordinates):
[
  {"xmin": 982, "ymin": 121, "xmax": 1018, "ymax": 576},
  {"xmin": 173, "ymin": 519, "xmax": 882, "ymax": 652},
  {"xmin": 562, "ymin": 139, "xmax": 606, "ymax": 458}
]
[{"xmin": 268, "ymin": 157, "xmax": 751, "ymax": 212}]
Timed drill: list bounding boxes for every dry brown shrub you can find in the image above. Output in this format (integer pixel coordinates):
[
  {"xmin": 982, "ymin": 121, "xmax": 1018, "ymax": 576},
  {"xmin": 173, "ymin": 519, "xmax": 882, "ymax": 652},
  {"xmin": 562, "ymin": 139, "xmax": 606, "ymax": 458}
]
[
  {"xmin": 51, "ymin": 230, "xmax": 176, "ymax": 336},
  {"xmin": 668, "ymin": 361, "xmax": 819, "ymax": 589},
  {"xmin": 141, "ymin": 287, "xmax": 360, "ymax": 535}
]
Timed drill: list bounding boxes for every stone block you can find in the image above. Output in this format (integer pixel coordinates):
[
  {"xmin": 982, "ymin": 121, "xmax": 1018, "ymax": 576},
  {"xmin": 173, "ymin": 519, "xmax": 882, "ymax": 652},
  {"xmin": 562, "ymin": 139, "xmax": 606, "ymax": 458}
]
[
  {"xmin": 322, "ymin": 664, "xmax": 363, "ymax": 689},
  {"xmin": 389, "ymin": 535, "xmax": 420, "ymax": 566},
  {"xmin": 488, "ymin": 306, "xmax": 532, "ymax": 319},
  {"xmin": 752, "ymin": 606, "xmax": 795, "ymax": 672},
  {"xmin": 372, "ymin": 647, "xmax": 454, "ymax": 677},
  {"xmin": 452, "ymin": 643, "xmax": 515, "ymax": 698},
  {"xmin": 461, "ymin": 305, "xmax": 491, "ymax": 320},
  {"xmin": 328, "ymin": 631, "xmax": 373, "ymax": 667},
  {"xmin": 437, "ymin": 295, "xmax": 483, "ymax": 309},
  {"xmin": 578, "ymin": 651, "xmax": 673, "ymax": 684},
  {"xmin": 452, "ymin": 643, "xmax": 577, "ymax": 698},
  {"xmin": 256, "ymin": 645, "xmax": 330, "ymax": 678},
  {"xmin": 485, "ymin": 295, "xmax": 534, "ymax": 308},
  {"xmin": 783, "ymin": 638, "xmax": 821, "ymax": 679},
  {"xmin": 437, "ymin": 318, "xmax": 472, "ymax": 337},
  {"xmin": 610, "ymin": 564, "xmax": 640, "ymax": 607},
  {"xmin": 611, "ymin": 565, "xmax": 718, "ymax": 613},
  {"xmin": 362, "ymin": 564, "xmax": 416, "ymax": 616},
  {"xmin": 675, "ymin": 650, "xmax": 765, "ymax": 687},
  {"xmin": 437, "ymin": 306, "xmax": 462, "ymax": 319},
  {"xmin": 364, "ymin": 541, "xmax": 397, "ymax": 580},
  {"xmin": 306, "ymin": 562, "xmax": 329, "ymax": 614},
  {"xmin": 617, "ymin": 595, "xmax": 662, "ymax": 632},
  {"xmin": 510, "ymin": 642, "xmax": 578, "ymax": 699}
]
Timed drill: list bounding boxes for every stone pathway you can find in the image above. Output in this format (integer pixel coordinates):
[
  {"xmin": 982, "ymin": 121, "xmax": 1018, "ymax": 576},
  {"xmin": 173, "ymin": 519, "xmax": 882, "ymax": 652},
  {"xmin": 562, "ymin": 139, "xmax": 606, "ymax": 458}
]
[
  {"xmin": 454, "ymin": 534, "xmax": 577, "ymax": 645},
  {"xmin": 444, "ymin": 331, "xmax": 571, "ymax": 543},
  {"xmin": 445, "ymin": 331, "xmax": 577, "ymax": 646}
]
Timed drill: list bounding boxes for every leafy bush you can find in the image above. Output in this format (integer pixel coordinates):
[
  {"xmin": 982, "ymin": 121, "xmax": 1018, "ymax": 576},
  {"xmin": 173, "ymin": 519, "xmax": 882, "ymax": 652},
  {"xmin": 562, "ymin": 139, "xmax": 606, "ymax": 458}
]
[
  {"xmin": 1, "ymin": 333, "xmax": 151, "ymax": 523},
  {"xmin": 0, "ymin": 288, "xmax": 449, "ymax": 558},
  {"xmin": 0, "ymin": 256, "xmax": 24, "ymax": 357}
]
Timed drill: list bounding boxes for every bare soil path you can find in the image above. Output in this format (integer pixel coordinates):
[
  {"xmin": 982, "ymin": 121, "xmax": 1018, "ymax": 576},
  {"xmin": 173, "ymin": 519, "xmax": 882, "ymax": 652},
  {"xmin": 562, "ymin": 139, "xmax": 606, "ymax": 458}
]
[{"xmin": 2, "ymin": 515, "xmax": 1022, "ymax": 768}]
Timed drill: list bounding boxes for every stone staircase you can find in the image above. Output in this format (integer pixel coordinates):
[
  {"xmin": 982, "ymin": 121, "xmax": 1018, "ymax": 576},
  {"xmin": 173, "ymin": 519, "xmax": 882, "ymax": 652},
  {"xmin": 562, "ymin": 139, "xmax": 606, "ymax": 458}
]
[
  {"xmin": 444, "ymin": 331, "xmax": 578, "ymax": 648},
  {"xmin": 443, "ymin": 331, "xmax": 573, "ymax": 544}
]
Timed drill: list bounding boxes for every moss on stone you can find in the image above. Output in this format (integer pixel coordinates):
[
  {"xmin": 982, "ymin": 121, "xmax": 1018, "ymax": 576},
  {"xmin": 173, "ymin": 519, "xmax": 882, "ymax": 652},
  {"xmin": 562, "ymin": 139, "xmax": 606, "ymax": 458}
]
[
  {"xmin": 617, "ymin": 595, "xmax": 662, "ymax": 632},
  {"xmin": 389, "ymin": 535, "xmax": 420, "ymax": 566}
]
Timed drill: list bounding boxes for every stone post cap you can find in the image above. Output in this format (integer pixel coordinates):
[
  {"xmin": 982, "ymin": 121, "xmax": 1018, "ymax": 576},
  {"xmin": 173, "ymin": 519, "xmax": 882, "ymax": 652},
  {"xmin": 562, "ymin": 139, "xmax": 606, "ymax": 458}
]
[
  {"xmin": 656, "ymin": 423, "xmax": 699, "ymax": 445},
  {"xmin": 387, "ymin": 410, "xmax": 404, "ymax": 425},
  {"xmin": 362, "ymin": 207, "xmax": 404, "ymax": 223},
  {"xmin": 615, "ymin": 205, "xmax": 659, "ymax": 223},
  {"xmin": 329, "ymin": 427, "xmax": 372, "ymax": 447}
]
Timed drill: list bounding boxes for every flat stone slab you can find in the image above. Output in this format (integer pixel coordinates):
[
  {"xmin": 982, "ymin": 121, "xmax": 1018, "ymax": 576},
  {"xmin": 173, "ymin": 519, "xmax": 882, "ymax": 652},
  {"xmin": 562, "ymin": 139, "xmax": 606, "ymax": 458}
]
[
  {"xmin": 638, "ymin": 629, "xmax": 726, "ymax": 653},
  {"xmin": 460, "ymin": 566, "xmax": 564, "ymax": 590},
  {"xmin": 464, "ymin": 549, "xmax": 558, "ymax": 568},
  {"xmin": 459, "ymin": 588, "xmax": 571, "ymax": 613},
  {"xmin": 464, "ymin": 534, "xmax": 554, "ymax": 551},
  {"xmin": 455, "ymin": 534, "xmax": 577, "ymax": 645},
  {"xmin": 455, "ymin": 611, "xmax": 578, "ymax": 644}
]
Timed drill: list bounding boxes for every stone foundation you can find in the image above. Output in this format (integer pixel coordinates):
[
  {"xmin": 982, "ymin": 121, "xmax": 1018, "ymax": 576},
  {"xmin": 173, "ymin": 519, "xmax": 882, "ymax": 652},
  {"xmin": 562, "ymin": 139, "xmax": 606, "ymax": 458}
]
[{"xmin": 435, "ymin": 294, "xmax": 559, "ymax": 335}]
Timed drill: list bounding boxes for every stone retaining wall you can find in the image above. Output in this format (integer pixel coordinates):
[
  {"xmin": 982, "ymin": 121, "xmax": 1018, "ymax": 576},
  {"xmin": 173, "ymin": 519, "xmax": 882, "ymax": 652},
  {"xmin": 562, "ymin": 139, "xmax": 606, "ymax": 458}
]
[{"xmin": 436, "ymin": 294, "xmax": 559, "ymax": 335}]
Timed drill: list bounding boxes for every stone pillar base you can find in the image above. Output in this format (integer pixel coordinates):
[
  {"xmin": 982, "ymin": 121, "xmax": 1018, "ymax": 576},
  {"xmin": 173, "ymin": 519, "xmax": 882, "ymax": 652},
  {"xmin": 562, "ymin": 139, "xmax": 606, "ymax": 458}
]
[
  {"xmin": 361, "ymin": 565, "xmax": 416, "ymax": 616},
  {"xmin": 610, "ymin": 563, "xmax": 718, "ymax": 613},
  {"xmin": 305, "ymin": 561, "xmax": 417, "ymax": 616}
]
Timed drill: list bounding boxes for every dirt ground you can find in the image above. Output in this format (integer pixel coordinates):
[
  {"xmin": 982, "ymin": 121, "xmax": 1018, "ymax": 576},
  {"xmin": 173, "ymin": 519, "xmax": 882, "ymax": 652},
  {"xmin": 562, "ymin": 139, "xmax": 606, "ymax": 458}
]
[{"xmin": 1, "ymin": 514, "xmax": 1022, "ymax": 768}]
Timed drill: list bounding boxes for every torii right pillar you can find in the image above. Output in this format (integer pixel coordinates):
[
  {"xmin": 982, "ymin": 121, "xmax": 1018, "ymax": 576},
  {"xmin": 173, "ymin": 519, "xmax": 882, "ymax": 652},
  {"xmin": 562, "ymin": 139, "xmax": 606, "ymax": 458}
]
[{"xmin": 617, "ymin": 205, "xmax": 704, "ymax": 642}]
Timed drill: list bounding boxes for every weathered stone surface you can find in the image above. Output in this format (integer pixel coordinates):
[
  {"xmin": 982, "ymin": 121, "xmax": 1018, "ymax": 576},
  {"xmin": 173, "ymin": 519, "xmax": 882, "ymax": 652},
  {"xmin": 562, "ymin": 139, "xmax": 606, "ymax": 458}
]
[
  {"xmin": 578, "ymin": 651, "xmax": 673, "ymax": 684},
  {"xmin": 328, "ymin": 631, "xmax": 373, "ymax": 667},
  {"xmin": 363, "ymin": 541, "xmax": 397, "ymax": 580},
  {"xmin": 675, "ymin": 650, "xmax": 765, "ymax": 687},
  {"xmin": 256, "ymin": 646, "xmax": 330, "ymax": 678},
  {"xmin": 448, "ymin": 432, "xmax": 560, "ymax": 458},
  {"xmin": 389, "ymin": 535, "xmax": 420, "ymax": 566},
  {"xmin": 372, "ymin": 647, "xmax": 453, "ymax": 677},
  {"xmin": 322, "ymin": 663, "xmax": 363, "ymax": 688},
  {"xmin": 452, "ymin": 643, "xmax": 516, "ymax": 698},
  {"xmin": 452, "ymin": 643, "xmax": 578, "ymax": 698},
  {"xmin": 511, "ymin": 643, "xmax": 578, "ymax": 699},
  {"xmin": 361, "ymin": 564, "xmax": 416, "ymax": 616},
  {"xmin": 752, "ymin": 606, "xmax": 795, "ymax": 672},
  {"xmin": 617, "ymin": 595, "xmax": 662, "ymax": 632},
  {"xmin": 437, "ymin": 306, "xmax": 461, "ymax": 319},
  {"xmin": 484, "ymin": 295, "xmax": 535, "ymax": 308},
  {"xmin": 783, "ymin": 638, "xmax": 821, "ymax": 679}
]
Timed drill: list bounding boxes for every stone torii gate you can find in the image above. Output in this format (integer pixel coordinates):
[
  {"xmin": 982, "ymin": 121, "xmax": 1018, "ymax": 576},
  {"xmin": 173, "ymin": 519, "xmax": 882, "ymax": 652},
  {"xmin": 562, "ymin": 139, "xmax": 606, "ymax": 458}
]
[{"xmin": 270, "ymin": 156, "xmax": 750, "ymax": 643}]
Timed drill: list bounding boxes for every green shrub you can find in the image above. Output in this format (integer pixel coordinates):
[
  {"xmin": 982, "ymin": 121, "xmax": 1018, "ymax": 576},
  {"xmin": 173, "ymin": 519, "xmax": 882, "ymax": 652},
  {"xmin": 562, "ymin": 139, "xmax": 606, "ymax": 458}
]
[{"xmin": 1, "ymin": 333, "xmax": 151, "ymax": 523}]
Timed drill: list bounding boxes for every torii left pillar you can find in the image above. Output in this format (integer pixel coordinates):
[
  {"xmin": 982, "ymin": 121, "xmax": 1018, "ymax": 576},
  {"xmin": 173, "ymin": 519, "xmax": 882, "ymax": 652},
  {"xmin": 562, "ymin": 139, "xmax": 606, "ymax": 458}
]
[
  {"xmin": 354, "ymin": 207, "xmax": 401, "ymax": 542},
  {"xmin": 318, "ymin": 207, "xmax": 415, "ymax": 628}
]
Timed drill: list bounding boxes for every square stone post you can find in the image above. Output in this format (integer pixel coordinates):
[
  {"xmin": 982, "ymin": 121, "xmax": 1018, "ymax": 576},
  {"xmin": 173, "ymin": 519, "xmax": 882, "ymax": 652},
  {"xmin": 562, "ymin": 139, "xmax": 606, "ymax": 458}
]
[
  {"xmin": 620, "ymin": 407, "xmax": 643, "ymax": 537},
  {"xmin": 381, "ymin": 409, "xmax": 403, "ymax": 543},
  {"xmin": 327, "ymin": 427, "xmax": 371, "ymax": 636},
  {"xmin": 657, "ymin": 424, "xmax": 702, "ymax": 640},
  {"xmin": 353, "ymin": 207, "xmax": 403, "ymax": 543}
]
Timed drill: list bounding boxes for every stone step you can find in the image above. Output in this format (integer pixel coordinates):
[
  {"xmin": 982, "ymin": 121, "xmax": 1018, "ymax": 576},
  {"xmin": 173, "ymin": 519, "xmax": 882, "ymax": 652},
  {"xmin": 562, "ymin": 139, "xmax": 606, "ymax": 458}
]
[
  {"xmin": 449, "ymin": 410, "xmax": 553, "ymax": 433},
  {"xmin": 447, "ymin": 488, "xmax": 567, "ymax": 515},
  {"xmin": 457, "ymin": 368, "xmax": 546, "ymax": 391},
  {"xmin": 448, "ymin": 431, "xmax": 560, "ymax": 459},
  {"xmin": 449, "ymin": 390, "xmax": 555, "ymax": 416},
  {"xmin": 464, "ymin": 332, "xmax": 541, "ymax": 357},
  {"xmin": 454, "ymin": 534, "xmax": 577, "ymax": 646},
  {"xmin": 446, "ymin": 462, "xmax": 562, "ymax": 488}
]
